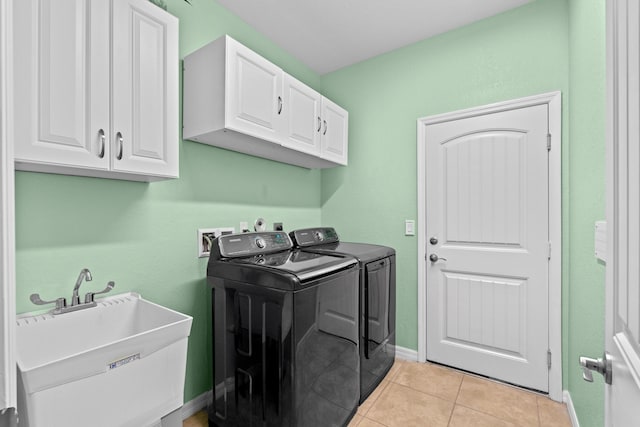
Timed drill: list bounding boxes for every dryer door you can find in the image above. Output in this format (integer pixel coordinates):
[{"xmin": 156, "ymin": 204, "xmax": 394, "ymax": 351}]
[{"xmin": 364, "ymin": 258, "xmax": 391, "ymax": 358}]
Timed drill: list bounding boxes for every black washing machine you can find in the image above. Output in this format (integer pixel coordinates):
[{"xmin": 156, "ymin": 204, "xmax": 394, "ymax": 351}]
[
  {"xmin": 289, "ymin": 228, "xmax": 396, "ymax": 403},
  {"xmin": 207, "ymin": 232, "xmax": 360, "ymax": 427}
]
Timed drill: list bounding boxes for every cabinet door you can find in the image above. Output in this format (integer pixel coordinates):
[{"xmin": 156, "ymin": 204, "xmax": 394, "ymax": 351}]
[
  {"xmin": 111, "ymin": 0, "xmax": 178, "ymax": 178},
  {"xmin": 225, "ymin": 36, "xmax": 284, "ymax": 143},
  {"xmin": 282, "ymin": 74, "xmax": 321, "ymax": 156},
  {"xmin": 13, "ymin": 0, "xmax": 110, "ymax": 170},
  {"xmin": 321, "ymin": 97, "xmax": 348, "ymax": 165}
]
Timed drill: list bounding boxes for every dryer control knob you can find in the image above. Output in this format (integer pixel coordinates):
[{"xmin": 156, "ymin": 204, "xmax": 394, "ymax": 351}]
[
  {"xmin": 315, "ymin": 231, "xmax": 324, "ymax": 242},
  {"xmin": 255, "ymin": 237, "xmax": 266, "ymax": 249}
]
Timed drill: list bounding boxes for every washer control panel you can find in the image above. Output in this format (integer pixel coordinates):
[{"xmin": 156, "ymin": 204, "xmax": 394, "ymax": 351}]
[
  {"xmin": 217, "ymin": 232, "xmax": 292, "ymax": 257},
  {"xmin": 290, "ymin": 227, "xmax": 340, "ymax": 247}
]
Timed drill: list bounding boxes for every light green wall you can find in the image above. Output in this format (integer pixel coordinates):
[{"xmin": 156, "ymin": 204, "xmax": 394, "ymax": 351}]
[
  {"xmin": 320, "ymin": 0, "xmax": 607, "ymax": 425},
  {"xmin": 320, "ymin": 0, "xmax": 570, "ymax": 351},
  {"xmin": 567, "ymin": 0, "xmax": 606, "ymax": 426},
  {"xmin": 14, "ymin": 0, "xmax": 323, "ymax": 402},
  {"xmin": 14, "ymin": 0, "xmax": 608, "ymax": 424}
]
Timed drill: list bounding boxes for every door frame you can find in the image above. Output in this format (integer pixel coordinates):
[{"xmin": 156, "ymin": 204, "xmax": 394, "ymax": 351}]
[
  {"xmin": 0, "ymin": 0, "xmax": 17, "ymax": 411},
  {"xmin": 416, "ymin": 91, "xmax": 562, "ymax": 401}
]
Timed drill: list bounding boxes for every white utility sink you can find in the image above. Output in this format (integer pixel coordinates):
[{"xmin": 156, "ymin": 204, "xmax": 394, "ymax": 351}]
[{"xmin": 16, "ymin": 292, "xmax": 193, "ymax": 427}]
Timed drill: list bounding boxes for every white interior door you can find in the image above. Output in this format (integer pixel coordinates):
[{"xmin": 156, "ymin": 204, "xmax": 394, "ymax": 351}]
[
  {"xmin": 425, "ymin": 104, "xmax": 550, "ymax": 392},
  {"xmin": 605, "ymin": 1, "xmax": 640, "ymax": 425}
]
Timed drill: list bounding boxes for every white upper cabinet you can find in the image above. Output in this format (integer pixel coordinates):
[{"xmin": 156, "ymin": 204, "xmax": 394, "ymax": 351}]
[
  {"xmin": 226, "ymin": 37, "xmax": 285, "ymax": 143},
  {"xmin": 12, "ymin": 0, "xmax": 179, "ymax": 182},
  {"xmin": 111, "ymin": 0, "xmax": 179, "ymax": 178},
  {"xmin": 320, "ymin": 97, "xmax": 348, "ymax": 166},
  {"xmin": 282, "ymin": 74, "xmax": 322, "ymax": 156},
  {"xmin": 183, "ymin": 35, "xmax": 348, "ymax": 169}
]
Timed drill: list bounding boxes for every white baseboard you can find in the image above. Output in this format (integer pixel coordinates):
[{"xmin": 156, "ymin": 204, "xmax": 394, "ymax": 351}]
[
  {"xmin": 396, "ymin": 345, "xmax": 419, "ymax": 361},
  {"xmin": 181, "ymin": 390, "xmax": 211, "ymax": 420},
  {"xmin": 563, "ymin": 390, "xmax": 580, "ymax": 427}
]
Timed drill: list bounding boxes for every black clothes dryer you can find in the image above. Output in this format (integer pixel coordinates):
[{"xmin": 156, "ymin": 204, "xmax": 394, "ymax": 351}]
[
  {"xmin": 289, "ymin": 228, "xmax": 396, "ymax": 403},
  {"xmin": 207, "ymin": 232, "xmax": 360, "ymax": 427}
]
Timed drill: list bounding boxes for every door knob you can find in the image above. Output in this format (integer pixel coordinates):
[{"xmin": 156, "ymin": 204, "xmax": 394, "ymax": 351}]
[
  {"xmin": 429, "ymin": 237, "xmax": 438, "ymax": 245},
  {"xmin": 579, "ymin": 352, "xmax": 612, "ymax": 385},
  {"xmin": 429, "ymin": 254, "xmax": 447, "ymax": 263}
]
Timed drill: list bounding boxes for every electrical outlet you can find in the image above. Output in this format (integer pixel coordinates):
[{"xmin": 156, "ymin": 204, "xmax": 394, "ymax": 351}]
[{"xmin": 198, "ymin": 227, "xmax": 235, "ymax": 258}]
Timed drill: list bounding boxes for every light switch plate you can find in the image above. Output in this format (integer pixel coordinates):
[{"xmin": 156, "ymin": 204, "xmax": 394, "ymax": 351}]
[{"xmin": 405, "ymin": 220, "xmax": 415, "ymax": 236}]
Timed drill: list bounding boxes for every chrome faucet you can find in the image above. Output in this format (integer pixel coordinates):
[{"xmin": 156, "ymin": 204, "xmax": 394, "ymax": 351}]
[
  {"xmin": 30, "ymin": 268, "xmax": 115, "ymax": 315},
  {"xmin": 71, "ymin": 268, "xmax": 93, "ymax": 306}
]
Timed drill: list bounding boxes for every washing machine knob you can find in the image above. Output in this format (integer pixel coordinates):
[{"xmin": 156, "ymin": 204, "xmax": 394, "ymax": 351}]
[
  {"xmin": 255, "ymin": 237, "xmax": 266, "ymax": 249},
  {"xmin": 315, "ymin": 231, "xmax": 324, "ymax": 242}
]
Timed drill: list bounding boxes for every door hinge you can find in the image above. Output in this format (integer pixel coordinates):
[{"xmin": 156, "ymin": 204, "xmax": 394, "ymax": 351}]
[
  {"xmin": 548, "ymin": 241, "xmax": 552, "ymax": 260},
  {"xmin": 547, "ymin": 134, "xmax": 552, "ymax": 151},
  {"xmin": 547, "ymin": 349, "xmax": 552, "ymax": 369}
]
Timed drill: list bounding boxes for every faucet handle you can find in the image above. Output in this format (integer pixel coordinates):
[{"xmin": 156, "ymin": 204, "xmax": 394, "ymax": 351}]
[
  {"xmin": 30, "ymin": 294, "xmax": 66, "ymax": 310},
  {"xmin": 84, "ymin": 281, "xmax": 115, "ymax": 303}
]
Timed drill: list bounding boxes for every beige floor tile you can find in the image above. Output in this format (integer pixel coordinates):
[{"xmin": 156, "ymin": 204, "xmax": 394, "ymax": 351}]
[
  {"xmin": 366, "ymin": 382, "xmax": 454, "ymax": 427},
  {"xmin": 392, "ymin": 362, "xmax": 463, "ymax": 401},
  {"xmin": 359, "ymin": 417, "xmax": 388, "ymax": 427},
  {"xmin": 456, "ymin": 375, "xmax": 539, "ymax": 427},
  {"xmin": 182, "ymin": 410, "xmax": 208, "ymax": 427},
  {"xmin": 537, "ymin": 396, "xmax": 572, "ymax": 427},
  {"xmin": 348, "ymin": 414, "xmax": 364, "ymax": 426},
  {"xmin": 359, "ymin": 379, "xmax": 391, "ymax": 415},
  {"xmin": 449, "ymin": 405, "xmax": 517, "ymax": 427},
  {"xmin": 384, "ymin": 359, "xmax": 408, "ymax": 381}
]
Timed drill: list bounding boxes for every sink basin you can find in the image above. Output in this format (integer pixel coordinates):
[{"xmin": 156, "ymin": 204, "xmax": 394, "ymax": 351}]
[{"xmin": 16, "ymin": 292, "xmax": 193, "ymax": 427}]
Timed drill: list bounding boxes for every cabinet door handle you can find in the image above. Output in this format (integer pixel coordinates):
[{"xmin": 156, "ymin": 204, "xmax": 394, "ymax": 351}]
[
  {"xmin": 277, "ymin": 96, "xmax": 283, "ymax": 114},
  {"xmin": 116, "ymin": 132, "xmax": 123, "ymax": 160},
  {"xmin": 317, "ymin": 116, "xmax": 322, "ymax": 132},
  {"xmin": 323, "ymin": 120, "xmax": 328, "ymax": 135},
  {"xmin": 97, "ymin": 129, "xmax": 105, "ymax": 158}
]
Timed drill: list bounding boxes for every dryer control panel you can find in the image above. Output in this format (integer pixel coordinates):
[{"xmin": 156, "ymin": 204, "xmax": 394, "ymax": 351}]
[
  {"xmin": 290, "ymin": 227, "xmax": 340, "ymax": 247},
  {"xmin": 215, "ymin": 232, "xmax": 292, "ymax": 258}
]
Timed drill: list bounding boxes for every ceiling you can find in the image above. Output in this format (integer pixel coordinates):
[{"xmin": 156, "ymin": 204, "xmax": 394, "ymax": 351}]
[{"xmin": 216, "ymin": 0, "xmax": 533, "ymax": 75}]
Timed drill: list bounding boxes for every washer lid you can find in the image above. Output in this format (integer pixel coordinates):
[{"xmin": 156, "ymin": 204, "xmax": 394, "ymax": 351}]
[
  {"xmin": 289, "ymin": 227, "xmax": 340, "ymax": 247},
  {"xmin": 306, "ymin": 242, "xmax": 395, "ymax": 263},
  {"xmin": 230, "ymin": 250, "xmax": 357, "ymax": 283}
]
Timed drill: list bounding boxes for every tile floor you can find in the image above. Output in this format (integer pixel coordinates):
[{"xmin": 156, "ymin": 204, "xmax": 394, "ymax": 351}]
[{"xmin": 182, "ymin": 359, "xmax": 572, "ymax": 427}]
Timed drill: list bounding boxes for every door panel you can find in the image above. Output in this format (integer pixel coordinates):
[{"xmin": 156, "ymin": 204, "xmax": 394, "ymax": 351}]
[
  {"xmin": 426, "ymin": 104, "xmax": 549, "ymax": 392},
  {"xmin": 13, "ymin": 0, "xmax": 109, "ymax": 169},
  {"xmin": 444, "ymin": 132, "xmax": 526, "ymax": 246},
  {"xmin": 282, "ymin": 74, "xmax": 321, "ymax": 155},
  {"xmin": 111, "ymin": 0, "xmax": 178, "ymax": 178},
  {"xmin": 320, "ymin": 98, "xmax": 348, "ymax": 165},
  {"xmin": 442, "ymin": 272, "xmax": 526, "ymax": 357},
  {"xmin": 607, "ymin": 0, "xmax": 640, "ymax": 424},
  {"xmin": 226, "ymin": 37, "xmax": 284, "ymax": 142}
]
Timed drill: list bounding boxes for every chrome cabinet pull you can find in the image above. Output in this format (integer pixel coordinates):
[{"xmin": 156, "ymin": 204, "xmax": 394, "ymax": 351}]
[
  {"xmin": 277, "ymin": 96, "xmax": 283, "ymax": 114},
  {"xmin": 116, "ymin": 132, "xmax": 123, "ymax": 160},
  {"xmin": 97, "ymin": 129, "xmax": 105, "ymax": 158},
  {"xmin": 323, "ymin": 120, "xmax": 327, "ymax": 135},
  {"xmin": 317, "ymin": 116, "xmax": 322, "ymax": 132}
]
